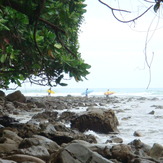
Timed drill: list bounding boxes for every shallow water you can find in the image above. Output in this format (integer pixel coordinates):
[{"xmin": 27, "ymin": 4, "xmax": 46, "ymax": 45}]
[
  {"xmin": 9, "ymin": 96, "xmax": 163, "ymax": 147},
  {"xmin": 85, "ymin": 97, "xmax": 163, "ymax": 146}
]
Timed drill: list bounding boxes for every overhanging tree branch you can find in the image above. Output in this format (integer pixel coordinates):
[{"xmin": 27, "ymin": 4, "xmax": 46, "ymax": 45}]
[{"xmin": 98, "ymin": 0, "xmax": 153, "ymax": 23}]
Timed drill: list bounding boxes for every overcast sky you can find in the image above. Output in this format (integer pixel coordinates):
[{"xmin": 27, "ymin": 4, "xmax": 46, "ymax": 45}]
[{"xmin": 65, "ymin": 0, "xmax": 163, "ymax": 88}]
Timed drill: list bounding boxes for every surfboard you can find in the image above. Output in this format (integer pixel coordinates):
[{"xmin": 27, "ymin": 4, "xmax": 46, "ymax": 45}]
[
  {"xmin": 104, "ymin": 91, "xmax": 115, "ymax": 95},
  {"xmin": 47, "ymin": 89, "xmax": 55, "ymax": 94},
  {"xmin": 81, "ymin": 90, "xmax": 93, "ymax": 95}
]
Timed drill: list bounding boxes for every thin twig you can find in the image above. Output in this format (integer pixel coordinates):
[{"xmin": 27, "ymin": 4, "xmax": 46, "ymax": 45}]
[
  {"xmin": 144, "ymin": 15, "xmax": 159, "ymax": 89},
  {"xmin": 98, "ymin": 0, "xmax": 131, "ymax": 13},
  {"xmin": 39, "ymin": 18, "xmax": 65, "ymax": 34},
  {"xmin": 98, "ymin": 0, "xmax": 153, "ymax": 23},
  {"xmin": 112, "ymin": 5, "xmax": 153, "ymax": 23}
]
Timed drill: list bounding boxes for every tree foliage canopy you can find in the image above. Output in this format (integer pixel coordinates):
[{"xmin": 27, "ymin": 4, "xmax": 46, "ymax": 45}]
[{"xmin": 0, "ymin": 0, "xmax": 90, "ymax": 89}]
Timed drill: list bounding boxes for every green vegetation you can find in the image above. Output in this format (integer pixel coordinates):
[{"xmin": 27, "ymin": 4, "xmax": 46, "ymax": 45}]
[{"xmin": 0, "ymin": 0, "xmax": 90, "ymax": 89}]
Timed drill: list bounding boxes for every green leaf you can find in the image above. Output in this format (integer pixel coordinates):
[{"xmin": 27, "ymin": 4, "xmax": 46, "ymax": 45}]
[
  {"xmin": 0, "ymin": 54, "xmax": 7, "ymax": 63},
  {"xmin": 10, "ymin": 52, "xmax": 15, "ymax": 60},
  {"xmin": 36, "ymin": 35, "xmax": 44, "ymax": 42},
  {"xmin": 59, "ymin": 83, "xmax": 67, "ymax": 86},
  {"xmin": 54, "ymin": 43, "xmax": 62, "ymax": 49}
]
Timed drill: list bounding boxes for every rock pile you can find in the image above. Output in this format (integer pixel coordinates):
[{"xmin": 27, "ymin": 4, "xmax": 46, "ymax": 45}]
[{"xmin": 0, "ymin": 90, "xmax": 162, "ymax": 163}]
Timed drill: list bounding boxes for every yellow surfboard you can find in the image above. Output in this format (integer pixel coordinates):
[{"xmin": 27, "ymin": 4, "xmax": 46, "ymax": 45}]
[
  {"xmin": 47, "ymin": 89, "xmax": 55, "ymax": 94},
  {"xmin": 104, "ymin": 91, "xmax": 115, "ymax": 95}
]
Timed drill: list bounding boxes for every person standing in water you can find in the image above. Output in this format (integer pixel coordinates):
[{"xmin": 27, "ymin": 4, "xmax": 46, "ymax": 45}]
[
  {"xmin": 85, "ymin": 88, "xmax": 88, "ymax": 97},
  {"xmin": 106, "ymin": 89, "xmax": 109, "ymax": 98},
  {"xmin": 48, "ymin": 87, "xmax": 51, "ymax": 96}
]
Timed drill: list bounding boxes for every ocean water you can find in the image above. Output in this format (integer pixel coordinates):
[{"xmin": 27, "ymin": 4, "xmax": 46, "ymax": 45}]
[{"xmin": 3, "ymin": 87, "xmax": 163, "ymax": 97}]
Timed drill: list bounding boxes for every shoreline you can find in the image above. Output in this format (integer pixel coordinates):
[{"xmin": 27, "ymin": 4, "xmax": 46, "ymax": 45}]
[
  {"xmin": 0, "ymin": 91, "xmax": 163, "ymax": 162},
  {"xmin": 14, "ymin": 95, "xmax": 163, "ymax": 146}
]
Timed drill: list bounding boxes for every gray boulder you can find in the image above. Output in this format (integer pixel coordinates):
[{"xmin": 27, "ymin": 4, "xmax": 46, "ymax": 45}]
[
  {"xmin": 40, "ymin": 122, "xmax": 97, "ymax": 145},
  {"xmin": 32, "ymin": 111, "xmax": 58, "ymax": 122},
  {"xmin": 0, "ymin": 90, "xmax": 5, "ymax": 97},
  {"xmin": 20, "ymin": 145, "xmax": 50, "ymax": 161},
  {"xmin": 71, "ymin": 109, "xmax": 119, "ymax": 134},
  {"xmin": 0, "ymin": 129, "xmax": 22, "ymax": 154},
  {"xmin": 19, "ymin": 135, "xmax": 61, "ymax": 154},
  {"xmin": 0, "ymin": 116, "xmax": 18, "ymax": 127},
  {"xmin": 110, "ymin": 144, "xmax": 134, "ymax": 162},
  {"xmin": 2, "ymin": 129, "xmax": 23, "ymax": 144},
  {"xmin": 0, "ymin": 143, "xmax": 19, "ymax": 154},
  {"xmin": 149, "ymin": 143, "xmax": 163, "ymax": 160},
  {"xmin": 6, "ymin": 90, "xmax": 26, "ymax": 103},
  {"xmin": 50, "ymin": 142, "xmax": 113, "ymax": 163},
  {"xmin": 128, "ymin": 139, "xmax": 151, "ymax": 157}
]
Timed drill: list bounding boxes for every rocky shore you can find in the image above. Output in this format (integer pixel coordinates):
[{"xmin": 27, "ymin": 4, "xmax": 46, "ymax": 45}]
[{"xmin": 0, "ymin": 90, "xmax": 163, "ymax": 163}]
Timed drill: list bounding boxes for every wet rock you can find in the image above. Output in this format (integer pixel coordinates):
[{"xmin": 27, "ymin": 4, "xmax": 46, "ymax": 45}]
[
  {"xmin": 32, "ymin": 111, "xmax": 58, "ymax": 122},
  {"xmin": 0, "ymin": 130, "xmax": 20, "ymax": 155},
  {"xmin": 71, "ymin": 109, "xmax": 119, "ymax": 134},
  {"xmin": 128, "ymin": 139, "xmax": 151, "ymax": 157},
  {"xmin": 40, "ymin": 122, "xmax": 97, "ymax": 145},
  {"xmin": 0, "ymin": 90, "xmax": 5, "ymax": 97},
  {"xmin": 58, "ymin": 111, "xmax": 77, "ymax": 123},
  {"xmin": 2, "ymin": 129, "xmax": 22, "ymax": 144},
  {"xmin": 6, "ymin": 91, "xmax": 26, "ymax": 103},
  {"xmin": 0, "ymin": 137, "xmax": 16, "ymax": 144},
  {"xmin": 0, "ymin": 96, "xmax": 5, "ymax": 112},
  {"xmin": 41, "ymin": 123, "xmax": 57, "ymax": 135},
  {"xmin": 110, "ymin": 144, "xmax": 134, "ymax": 162},
  {"xmin": 151, "ymin": 97, "xmax": 159, "ymax": 101},
  {"xmin": 44, "ymin": 131, "xmax": 74, "ymax": 145},
  {"xmin": 121, "ymin": 116, "xmax": 131, "ymax": 120},
  {"xmin": 149, "ymin": 143, "xmax": 163, "ymax": 160},
  {"xmin": 13, "ymin": 101, "xmax": 28, "ymax": 110},
  {"xmin": 20, "ymin": 145, "xmax": 50, "ymax": 161},
  {"xmin": 151, "ymin": 105, "xmax": 163, "ymax": 109},
  {"xmin": 19, "ymin": 135, "xmax": 61, "ymax": 154},
  {"xmin": 133, "ymin": 131, "xmax": 143, "ymax": 137},
  {"xmin": 32, "ymin": 135, "xmax": 61, "ymax": 153},
  {"xmin": 106, "ymin": 136, "xmax": 123, "ymax": 144},
  {"xmin": 26, "ymin": 97, "xmax": 46, "ymax": 109},
  {"xmin": 148, "ymin": 110, "xmax": 155, "ymax": 115},
  {"xmin": 0, "ymin": 115, "xmax": 18, "ymax": 127},
  {"xmin": 15, "ymin": 121, "xmax": 41, "ymax": 138},
  {"xmin": 73, "ymin": 133, "xmax": 97, "ymax": 144},
  {"xmin": 50, "ymin": 142, "xmax": 113, "ymax": 163},
  {"xmin": 88, "ymin": 144, "xmax": 112, "ymax": 160},
  {"xmin": 0, "ymin": 143, "xmax": 19, "ymax": 154},
  {"xmin": 137, "ymin": 97, "xmax": 147, "ymax": 101},
  {"xmin": 5, "ymin": 102, "xmax": 16, "ymax": 111},
  {"xmin": 52, "ymin": 123, "xmax": 71, "ymax": 132}
]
